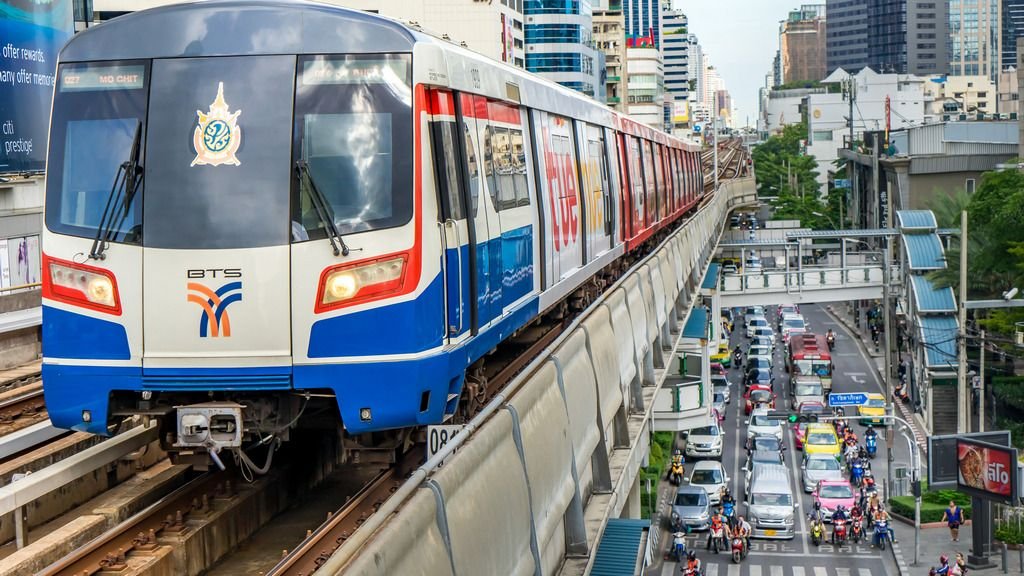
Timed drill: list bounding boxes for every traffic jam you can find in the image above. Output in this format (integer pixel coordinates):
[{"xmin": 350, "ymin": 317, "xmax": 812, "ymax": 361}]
[{"xmin": 665, "ymin": 303, "xmax": 894, "ymax": 575}]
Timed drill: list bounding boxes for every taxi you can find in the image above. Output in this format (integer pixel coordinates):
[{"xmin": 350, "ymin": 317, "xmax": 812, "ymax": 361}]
[
  {"xmin": 858, "ymin": 392, "xmax": 887, "ymax": 425},
  {"xmin": 710, "ymin": 342, "xmax": 732, "ymax": 368},
  {"xmin": 801, "ymin": 423, "xmax": 841, "ymax": 459}
]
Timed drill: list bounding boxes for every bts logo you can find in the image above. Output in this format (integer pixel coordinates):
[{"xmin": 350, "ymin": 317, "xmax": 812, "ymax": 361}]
[{"xmin": 187, "ymin": 281, "xmax": 242, "ymax": 338}]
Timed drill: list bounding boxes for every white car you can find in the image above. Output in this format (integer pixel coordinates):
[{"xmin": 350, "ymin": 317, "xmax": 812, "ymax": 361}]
[
  {"xmin": 745, "ymin": 409, "xmax": 784, "ymax": 443},
  {"xmin": 687, "ymin": 460, "xmax": 730, "ymax": 505},
  {"xmin": 746, "ymin": 317, "xmax": 770, "ymax": 338},
  {"xmin": 684, "ymin": 423, "xmax": 724, "ymax": 459},
  {"xmin": 748, "ymin": 353, "xmax": 773, "ymax": 369},
  {"xmin": 780, "ymin": 316, "xmax": 808, "ymax": 342},
  {"xmin": 751, "ymin": 326, "xmax": 776, "ymax": 344}
]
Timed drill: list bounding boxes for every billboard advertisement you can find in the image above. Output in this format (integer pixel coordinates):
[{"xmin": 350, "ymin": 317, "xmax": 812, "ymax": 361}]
[
  {"xmin": 956, "ymin": 437, "xmax": 1019, "ymax": 503},
  {"xmin": 0, "ymin": 0, "xmax": 73, "ymax": 174},
  {"xmin": 929, "ymin": 431, "xmax": 1011, "ymax": 489}
]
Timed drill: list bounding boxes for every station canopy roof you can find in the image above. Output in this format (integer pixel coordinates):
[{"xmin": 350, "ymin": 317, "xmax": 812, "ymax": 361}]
[
  {"xmin": 682, "ymin": 306, "xmax": 709, "ymax": 339},
  {"xmin": 910, "ymin": 276, "xmax": 956, "ymax": 313},
  {"xmin": 918, "ymin": 315, "xmax": 959, "ymax": 369},
  {"xmin": 902, "ymin": 233, "xmax": 946, "ymax": 271},
  {"xmin": 701, "ymin": 263, "xmax": 721, "ymax": 290}
]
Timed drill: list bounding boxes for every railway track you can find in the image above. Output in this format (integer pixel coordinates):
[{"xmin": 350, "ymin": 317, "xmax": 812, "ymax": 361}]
[
  {"xmin": 0, "ymin": 360, "xmax": 41, "ymax": 393},
  {"xmin": 0, "ymin": 383, "xmax": 47, "ymax": 436}
]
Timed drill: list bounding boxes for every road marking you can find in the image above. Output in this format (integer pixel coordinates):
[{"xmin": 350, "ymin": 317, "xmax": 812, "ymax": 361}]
[
  {"xmin": 791, "ymin": 567, "xmax": 805, "ymax": 576},
  {"xmin": 749, "ymin": 565, "xmax": 762, "ymax": 576},
  {"xmin": 728, "ymin": 564, "xmax": 741, "ymax": 576},
  {"xmin": 844, "ymin": 372, "xmax": 867, "ymax": 384},
  {"xmin": 836, "ymin": 568, "xmax": 850, "ymax": 576},
  {"xmin": 770, "ymin": 566, "xmax": 784, "ymax": 576},
  {"xmin": 814, "ymin": 567, "xmax": 828, "ymax": 576},
  {"xmin": 858, "ymin": 569, "xmax": 873, "ymax": 576}
]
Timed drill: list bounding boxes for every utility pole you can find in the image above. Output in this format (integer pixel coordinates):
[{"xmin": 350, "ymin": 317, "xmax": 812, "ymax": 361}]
[
  {"xmin": 884, "ymin": 182, "xmax": 895, "ymax": 505},
  {"xmin": 958, "ymin": 210, "xmax": 968, "ymax": 434},
  {"xmin": 979, "ymin": 329, "xmax": 986, "ymax": 431}
]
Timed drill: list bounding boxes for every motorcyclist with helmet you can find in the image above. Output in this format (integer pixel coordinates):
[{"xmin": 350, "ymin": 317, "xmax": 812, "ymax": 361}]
[
  {"xmin": 931, "ymin": 554, "xmax": 951, "ymax": 575},
  {"xmin": 734, "ymin": 515, "xmax": 752, "ymax": 557},
  {"xmin": 831, "ymin": 505, "xmax": 848, "ymax": 543},
  {"xmin": 720, "ymin": 488, "xmax": 737, "ymax": 527},
  {"xmin": 685, "ymin": 550, "xmax": 703, "ymax": 575},
  {"xmin": 708, "ymin": 507, "xmax": 732, "ymax": 551}
]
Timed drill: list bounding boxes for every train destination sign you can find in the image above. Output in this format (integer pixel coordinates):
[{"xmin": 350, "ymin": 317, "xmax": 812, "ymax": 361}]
[{"xmin": 60, "ymin": 65, "xmax": 146, "ymax": 92}]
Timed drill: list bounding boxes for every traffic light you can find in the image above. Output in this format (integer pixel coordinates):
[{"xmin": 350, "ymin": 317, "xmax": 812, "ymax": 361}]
[{"xmin": 768, "ymin": 411, "xmax": 818, "ymax": 423}]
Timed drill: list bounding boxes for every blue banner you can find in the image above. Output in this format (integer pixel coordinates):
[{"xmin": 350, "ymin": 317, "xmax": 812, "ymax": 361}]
[{"xmin": 0, "ymin": 0, "xmax": 72, "ymax": 174}]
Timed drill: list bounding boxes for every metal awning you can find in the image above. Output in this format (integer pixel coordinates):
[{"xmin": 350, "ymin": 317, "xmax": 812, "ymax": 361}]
[
  {"xmin": 682, "ymin": 306, "xmax": 709, "ymax": 339},
  {"xmin": 784, "ymin": 229, "xmax": 898, "ymax": 240},
  {"xmin": 591, "ymin": 519, "xmax": 650, "ymax": 576},
  {"xmin": 902, "ymin": 233, "xmax": 946, "ymax": 270},
  {"xmin": 918, "ymin": 315, "xmax": 959, "ymax": 369},
  {"xmin": 701, "ymin": 263, "xmax": 721, "ymax": 290},
  {"xmin": 896, "ymin": 210, "xmax": 938, "ymax": 231},
  {"xmin": 910, "ymin": 276, "xmax": 956, "ymax": 313}
]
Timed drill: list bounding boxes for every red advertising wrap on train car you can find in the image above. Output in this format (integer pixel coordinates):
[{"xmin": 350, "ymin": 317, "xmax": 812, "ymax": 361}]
[{"xmin": 957, "ymin": 437, "xmax": 1019, "ymax": 503}]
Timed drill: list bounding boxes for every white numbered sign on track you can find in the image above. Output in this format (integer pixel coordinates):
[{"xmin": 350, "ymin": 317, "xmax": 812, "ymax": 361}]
[{"xmin": 426, "ymin": 424, "xmax": 465, "ymax": 464}]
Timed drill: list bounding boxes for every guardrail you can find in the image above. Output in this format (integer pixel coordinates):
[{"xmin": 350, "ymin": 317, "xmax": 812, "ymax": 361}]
[{"xmin": 721, "ymin": 265, "xmax": 885, "ymax": 293}]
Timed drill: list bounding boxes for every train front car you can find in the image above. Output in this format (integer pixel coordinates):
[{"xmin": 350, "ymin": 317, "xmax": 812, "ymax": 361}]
[{"xmin": 41, "ymin": 2, "xmax": 448, "ymax": 465}]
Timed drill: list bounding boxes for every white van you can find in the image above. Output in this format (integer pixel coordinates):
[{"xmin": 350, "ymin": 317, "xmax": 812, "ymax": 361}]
[{"xmin": 745, "ymin": 463, "xmax": 796, "ymax": 539}]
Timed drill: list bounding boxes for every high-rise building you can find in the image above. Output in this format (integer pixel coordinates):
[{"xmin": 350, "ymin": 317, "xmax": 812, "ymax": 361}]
[
  {"xmin": 524, "ymin": 0, "xmax": 602, "ymax": 98},
  {"xmin": 949, "ymin": 0, "xmax": 1000, "ymax": 81},
  {"xmin": 688, "ymin": 34, "xmax": 704, "ymax": 105},
  {"xmin": 779, "ymin": 4, "xmax": 827, "ymax": 85},
  {"xmin": 662, "ymin": 7, "xmax": 689, "ymax": 132},
  {"xmin": 625, "ymin": 0, "xmax": 661, "ymax": 49},
  {"xmin": 907, "ymin": 0, "xmax": 947, "ymax": 74},
  {"xmin": 825, "ymin": 0, "xmax": 868, "ymax": 74},
  {"xmin": 827, "ymin": 0, "xmax": 945, "ymax": 76},
  {"xmin": 1002, "ymin": 0, "xmax": 1024, "ymax": 71},
  {"xmin": 594, "ymin": 4, "xmax": 628, "ymax": 111},
  {"xmin": 626, "ymin": 45, "xmax": 665, "ymax": 128}
]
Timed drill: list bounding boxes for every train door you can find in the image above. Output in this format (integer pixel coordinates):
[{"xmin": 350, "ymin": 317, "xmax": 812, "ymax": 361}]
[
  {"xmin": 458, "ymin": 94, "xmax": 501, "ymax": 329},
  {"xmin": 430, "ymin": 91, "xmax": 470, "ymax": 342},
  {"xmin": 487, "ymin": 101, "xmax": 534, "ymax": 312},
  {"xmin": 581, "ymin": 123, "xmax": 613, "ymax": 258},
  {"xmin": 535, "ymin": 111, "xmax": 582, "ymax": 286}
]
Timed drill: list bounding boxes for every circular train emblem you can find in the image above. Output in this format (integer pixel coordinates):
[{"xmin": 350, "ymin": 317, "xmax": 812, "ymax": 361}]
[
  {"xmin": 191, "ymin": 82, "xmax": 242, "ymax": 167},
  {"xmin": 203, "ymin": 120, "xmax": 232, "ymax": 153}
]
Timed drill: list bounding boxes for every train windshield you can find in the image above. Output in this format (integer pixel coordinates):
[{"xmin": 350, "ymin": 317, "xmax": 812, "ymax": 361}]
[
  {"xmin": 291, "ymin": 54, "xmax": 413, "ymax": 241},
  {"xmin": 45, "ymin": 61, "xmax": 150, "ymax": 242}
]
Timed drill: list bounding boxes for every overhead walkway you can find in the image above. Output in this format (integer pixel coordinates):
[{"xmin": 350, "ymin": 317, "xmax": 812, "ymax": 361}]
[{"xmin": 719, "ymin": 264, "xmax": 888, "ymax": 306}]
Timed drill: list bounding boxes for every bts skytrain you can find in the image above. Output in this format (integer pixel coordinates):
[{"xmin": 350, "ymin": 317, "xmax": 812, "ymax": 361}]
[{"xmin": 41, "ymin": 0, "xmax": 706, "ymax": 466}]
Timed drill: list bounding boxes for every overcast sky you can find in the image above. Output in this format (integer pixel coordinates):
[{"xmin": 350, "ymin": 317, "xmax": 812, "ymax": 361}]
[{"xmin": 677, "ymin": 0, "xmax": 798, "ymax": 127}]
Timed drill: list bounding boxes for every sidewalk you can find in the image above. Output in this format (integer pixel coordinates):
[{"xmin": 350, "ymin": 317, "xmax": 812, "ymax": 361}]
[{"xmin": 890, "ymin": 519, "xmax": 1024, "ymax": 575}]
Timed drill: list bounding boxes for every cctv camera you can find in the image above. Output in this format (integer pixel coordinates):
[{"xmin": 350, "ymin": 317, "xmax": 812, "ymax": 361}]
[{"xmin": 1004, "ymin": 287, "xmax": 1019, "ymax": 301}]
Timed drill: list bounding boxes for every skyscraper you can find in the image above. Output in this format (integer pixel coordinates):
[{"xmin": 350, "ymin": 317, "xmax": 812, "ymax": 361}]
[
  {"xmin": 594, "ymin": 4, "xmax": 628, "ymax": 111},
  {"xmin": 867, "ymin": 0, "xmax": 906, "ymax": 73},
  {"xmin": 825, "ymin": 0, "xmax": 868, "ymax": 73},
  {"xmin": 662, "ymin": 6, "xmax": 689, "ymax": 132},
  {"xmin": 1002, "ymin": 0, "xmax": 1024, "ymax": 71},
  {"xmin": 949, "ymin": 0, "xmax": 1000, "ymax": 81},
  {"xmin": 524, "ymin": 0, "xmax": 602, "ymax": 98},
  {"xmin": 624, "ymin": 0, "xmax": 661, "ymax": 49}
]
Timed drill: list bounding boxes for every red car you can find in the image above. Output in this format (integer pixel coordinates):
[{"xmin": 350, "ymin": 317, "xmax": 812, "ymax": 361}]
[
  {"xmin": 710, "ymin": 362, "xmax": 727, "ymax": 376},
  {"xmin": 744, "ymin": 385, "xmax": 776, "ymax": 415},
  {"xmin": 793, "ymin": 422, "xmax": 808, "ymax": 450}
]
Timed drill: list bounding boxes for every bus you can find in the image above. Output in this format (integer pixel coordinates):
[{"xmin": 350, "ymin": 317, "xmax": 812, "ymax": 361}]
[{"xmin": 787, "ymin": 333, "xmax": 834, "ymax": 392}]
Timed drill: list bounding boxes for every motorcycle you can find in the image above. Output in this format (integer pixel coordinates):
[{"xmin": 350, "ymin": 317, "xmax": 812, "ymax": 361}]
[
  {"xmin": 866, "ymin": 434, "xmax": 878, "ymax": 458},
  {"xmin": 850, "ymin": 517, "xmax": 863, "ymax": 543},
  {"xmin": 670, "ymin": 512, "xmax": 685, "ymax": 533},
  {"xmin": 733, "ymin": 350, "xmax": 743, "ymax": 366},
  {"xmin": 827, "ymin": 333, "xmax": 835, "ymax": 350},
  {"xmin": 873, "ymin": 519, "xmax": 891, "ymax": 550},
  {"xmin": 669, "ymin": 460, "xmax": 684, "ymax": 486},
  {"xmin": 731, "ymin": 536, "xmax": 746, "ymax": 564},
  {"xmin": 722, "ymin": 500, "xmax": 736, "ymax": 527},
  {"xmin": 707, "ymin": 525, "xmax": 727, "ymax": 554},
  {"xmin": 810, "ymin": 517, "xmax": 825, "ymax": 546},
  {"xmin": 671, "ymin": 531, "xmax": 687, "ymax": 561},
  {"xmin": 831, "ymin": 517, "xmax": 848, "ymax": 545},
  {"xmin": 683, "ymin": 564, "xmax": 704, "ymax": 576},
  {"xmin": 851, "ymin": 459, "xmax": 865, "ymax": 486}
]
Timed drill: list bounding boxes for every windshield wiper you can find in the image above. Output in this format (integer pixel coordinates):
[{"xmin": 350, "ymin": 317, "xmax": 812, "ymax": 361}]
[
  {"xmin": 89, "ymin": 120, "xmax": 144, "ymax": 260},
  {"xmin": 295, "ymin": 160, "xmax": 350, "ymax": 256}
]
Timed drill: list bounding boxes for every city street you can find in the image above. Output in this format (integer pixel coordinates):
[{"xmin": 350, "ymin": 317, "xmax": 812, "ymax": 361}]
[{"xmin": 658, "ymin": 303, "xmax": 899, "ymax": 575}]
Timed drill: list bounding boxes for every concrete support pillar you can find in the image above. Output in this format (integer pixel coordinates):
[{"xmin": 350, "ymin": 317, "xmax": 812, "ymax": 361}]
[{"xmin": 621, "ymin": 473, "xmax": 642, "ymax": 519}]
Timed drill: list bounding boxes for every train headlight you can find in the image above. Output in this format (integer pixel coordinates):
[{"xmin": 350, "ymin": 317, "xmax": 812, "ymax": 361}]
[
  {"xmin": 43, "ymin": 255, "xmax": 121, "ymax": 315},
  {"xmin": 327, "ymin": 272, "xmax": 359, "ymax": 301},
  {"xmin": 317, "ymin": 254, "xmax": 409, "ymax": 312}
]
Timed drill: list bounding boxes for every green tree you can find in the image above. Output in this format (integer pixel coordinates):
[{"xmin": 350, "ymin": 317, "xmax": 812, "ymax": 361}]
[{"xmin": 753, "ymin": 123, "xmax": 839, "ymax": 229}]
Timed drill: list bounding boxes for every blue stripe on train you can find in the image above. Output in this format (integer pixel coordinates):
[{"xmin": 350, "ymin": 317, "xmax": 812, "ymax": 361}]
[{"xmin": 42, "ymin": 305, "xmax": 131, "ymax": 360}]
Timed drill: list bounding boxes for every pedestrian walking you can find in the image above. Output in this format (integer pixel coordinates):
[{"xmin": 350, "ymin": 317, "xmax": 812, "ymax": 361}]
[{"xmin": 941, "ymin": 500, "xmax": 963, "ymax": 542}]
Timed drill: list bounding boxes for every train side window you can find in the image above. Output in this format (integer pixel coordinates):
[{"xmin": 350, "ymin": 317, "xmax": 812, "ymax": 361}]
[
  {"xmin": 491, "ymin": 126, "xmax": 516, "ymax": 211},
  {"xmin": 628, "ymin": 136, "xmax": 644, "ymax": 229},
  {"xmin": 483, "ymin": 125, "xmax": 497, "ymax": 209},
  {"xmin": 461, "ymin": 121, "xmax": 481, "ymax": 216},
  {"xmin": 432, "ymin": 121, "xmax": 464, "ymax": 220},
  {"xmin": 509, "ymin": 128, "xmax": 530, "ymax": 207},
  {"xmin": 594, "ymin": 132, "xmax": 612, "ymax": 234},
  {"xmin": 641, "ymin": 140, "xmax": 656, "ymax": 224}
]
